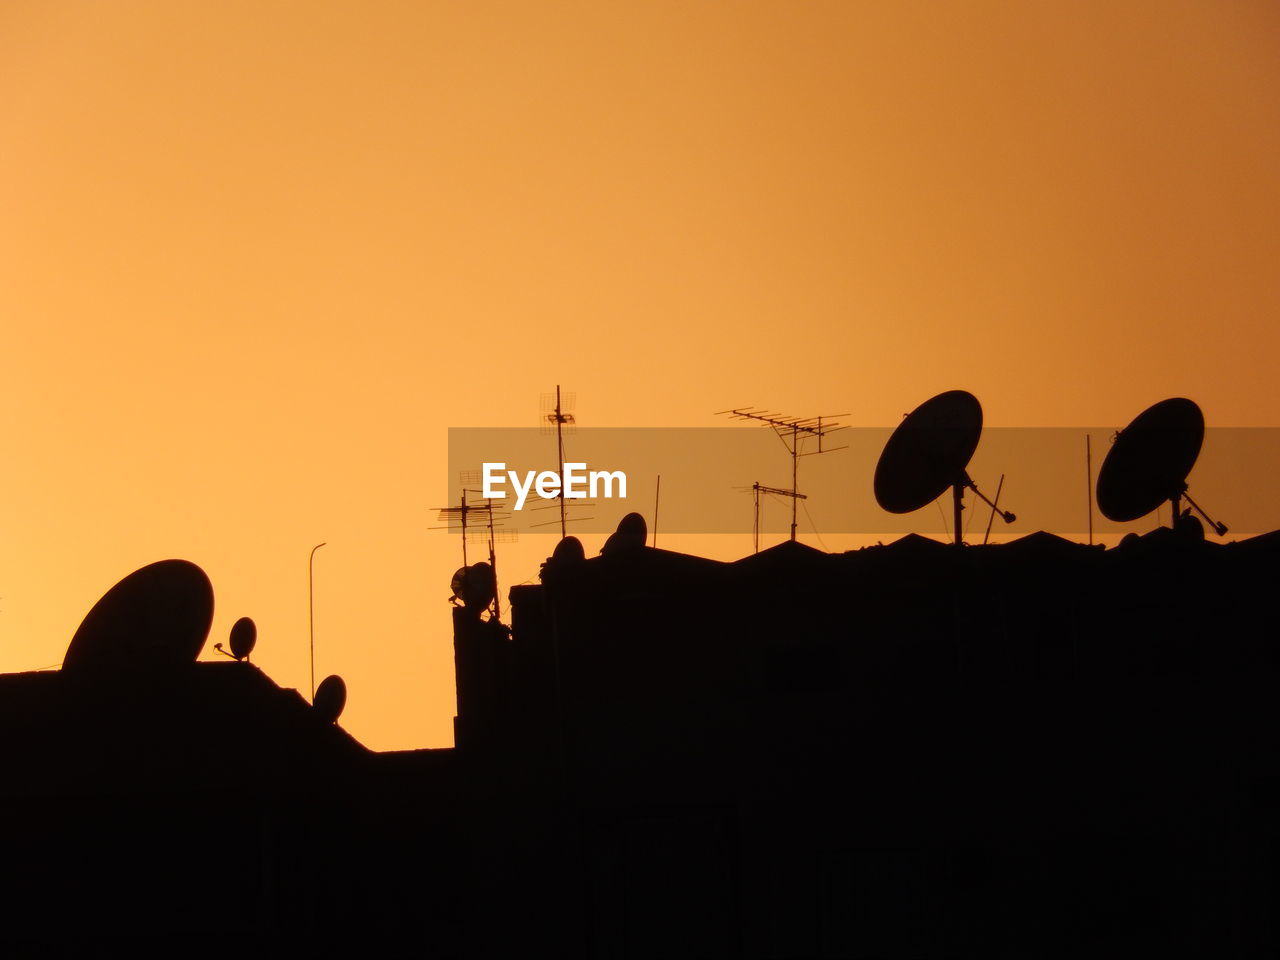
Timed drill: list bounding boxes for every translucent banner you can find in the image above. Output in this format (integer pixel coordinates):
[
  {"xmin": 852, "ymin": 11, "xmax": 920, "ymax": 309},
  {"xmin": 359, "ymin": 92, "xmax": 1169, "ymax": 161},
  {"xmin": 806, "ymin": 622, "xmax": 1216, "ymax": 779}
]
[{"xmin": 445, "ymin": 427, "xmax": 1279, "ymax": 537}]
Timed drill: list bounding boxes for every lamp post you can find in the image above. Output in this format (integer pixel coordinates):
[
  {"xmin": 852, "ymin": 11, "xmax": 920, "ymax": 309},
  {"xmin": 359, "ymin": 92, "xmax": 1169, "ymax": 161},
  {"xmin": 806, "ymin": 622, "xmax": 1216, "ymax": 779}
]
[{"xmin": 309, "ymin": 541, "xmax": 327, "ymax": 699}]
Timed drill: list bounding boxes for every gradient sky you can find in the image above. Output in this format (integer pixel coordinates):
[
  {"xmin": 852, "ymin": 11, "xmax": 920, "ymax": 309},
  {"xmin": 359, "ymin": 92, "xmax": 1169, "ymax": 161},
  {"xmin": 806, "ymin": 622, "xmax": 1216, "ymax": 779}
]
[{"xmin": 3, "ymin": 1, "xmax": 1278, "ymax": 749}]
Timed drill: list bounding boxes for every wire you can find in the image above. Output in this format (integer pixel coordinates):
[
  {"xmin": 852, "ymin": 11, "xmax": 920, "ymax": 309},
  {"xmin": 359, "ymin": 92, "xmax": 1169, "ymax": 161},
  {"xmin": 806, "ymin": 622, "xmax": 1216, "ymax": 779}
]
[{"xmin": 800, "ymin": 499, "xmax": 830, "ymax": 551}]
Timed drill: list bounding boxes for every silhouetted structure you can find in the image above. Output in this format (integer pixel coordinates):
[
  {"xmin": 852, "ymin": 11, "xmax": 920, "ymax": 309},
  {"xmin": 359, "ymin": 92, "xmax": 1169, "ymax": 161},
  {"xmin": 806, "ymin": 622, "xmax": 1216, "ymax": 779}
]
[
  {"xmin": 1098, "ymin": 396, "xmax": 1229, "ymax": 536},
  {"xmin": 458, "ymin": 524, "xmax": 1280, "ymax": 956},
  {"xmin": 875, "ymin": 389, "xmax": 1015, "ymax": 545},
  {"xmin": 718, "ymin": 406, "xmax": 847, "ymax": 541},
  {"xmin": 3, "ymin": 524, "xmax": 1280, "ymax": 953}
]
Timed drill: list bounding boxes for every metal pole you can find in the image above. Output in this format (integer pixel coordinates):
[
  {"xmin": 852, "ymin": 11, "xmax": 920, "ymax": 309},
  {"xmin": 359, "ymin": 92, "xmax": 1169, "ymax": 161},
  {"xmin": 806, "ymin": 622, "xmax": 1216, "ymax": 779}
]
[
  {"xmin": 952, "ymin": 483, "xmax": 964, "ymax": 546},
  {"xmin": 983, "ymin": 474, "xmax": 1005, "ymax": 545},
  {"xmin": 653, "ymin": 475, "xmax": 661, "ymax": 547},
  {"xmin": 556, "ymin": 385, "xmax": 566, "ymax": 539},
  {"xmin": 753, "ymin": 483, "xmax": 760, "ymax": 554},
  {"xmin": 460, "ymin": 491, "xmax": 468, "ymax": 568},
  {"xmin": 309, "ymin": 541, "xmax": 327, "ymax": 699},
  {"xmin": 486, "ymin": 502, "xmax": 501, "ymax": 622},
  {"xmin": 790, "ymin": 426, "xmax": 799, "ymax": 542},
  {"xmin": 1085, "ymin": 435, "xmax": 1093, "ymax": 546}
]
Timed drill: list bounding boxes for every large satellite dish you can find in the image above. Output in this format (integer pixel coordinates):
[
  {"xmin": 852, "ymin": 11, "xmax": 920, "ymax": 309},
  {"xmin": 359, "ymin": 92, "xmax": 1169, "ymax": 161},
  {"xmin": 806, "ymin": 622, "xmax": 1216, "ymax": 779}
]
[
  {"xmin": 874, "ymin": 390, "xmax": 1015, "ymax": 544},
  {"xmin": 63, "ymin": 559, "xmax": 214, "ymax": 671},
  {"xmin": 875, "ymin": 391, "xmax": 982, "ymax": 514},
  {"xmin": 1096, "ymin": 397, "xmax": 1227, "ymax": 534}
]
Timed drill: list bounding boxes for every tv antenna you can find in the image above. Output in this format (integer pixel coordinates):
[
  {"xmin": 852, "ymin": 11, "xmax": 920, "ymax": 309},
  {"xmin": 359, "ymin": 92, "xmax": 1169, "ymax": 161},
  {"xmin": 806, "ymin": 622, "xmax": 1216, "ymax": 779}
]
[
  {"xmin": 1095, "ymin": 397, "xmax": 1228, "ymax": 537},
  {"xmin": 535, "ymin": 385, "xmax": 595, "ymax": 535},
  {"xmin": 873, "ymin": 390, "xmax": 1016, "ymax": 546},
  {"xmin": 736, "ymin": 483, "xmax": 808, "ymax": 553},
  {"xmin": 431, "ymin": 482, "xmax": 517, "ymax": 622},
  {"xmin": 717, "ymin": 407, "xmax": 846, "ymax": 543}
]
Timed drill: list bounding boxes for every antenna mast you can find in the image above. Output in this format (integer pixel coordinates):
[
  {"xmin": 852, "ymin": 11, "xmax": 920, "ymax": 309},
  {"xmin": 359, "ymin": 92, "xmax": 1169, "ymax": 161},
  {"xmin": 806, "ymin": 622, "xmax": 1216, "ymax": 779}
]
[
  {"xmin": 431, "ymin": 482, "xmax": 517, "ymax": 622},
  {"xmin": 543, "ymin": 385, "xmax": 576, "ymax": 538},
  {"xmin": 1086, "ymin": 435, "xmax": 1093, "ymax": 546},
  {"xmin": 751, "ymin": 482, "xmax": 807, "ymax": 553},
  {"xmin": 718, "ymin": 408, "xmax": 846, "ymax": 543},
  {"xmin": 653, "ymin": 474, "xmax": 661, "ymax": 548}
]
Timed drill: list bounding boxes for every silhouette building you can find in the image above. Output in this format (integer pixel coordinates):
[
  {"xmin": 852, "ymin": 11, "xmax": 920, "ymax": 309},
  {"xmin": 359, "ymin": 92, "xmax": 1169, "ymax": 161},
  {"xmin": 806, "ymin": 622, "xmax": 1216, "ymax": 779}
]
[{"xmin": 2, "ymin": 524, "xmax": 1279, "ymax": 954}]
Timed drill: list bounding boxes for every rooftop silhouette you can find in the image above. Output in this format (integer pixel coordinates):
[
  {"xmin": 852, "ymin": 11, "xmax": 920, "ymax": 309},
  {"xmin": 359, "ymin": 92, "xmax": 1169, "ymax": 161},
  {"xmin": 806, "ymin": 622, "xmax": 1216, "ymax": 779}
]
[{"xmin": 1, "ymin": 393, "xmax": 1276, "ymax": 952}]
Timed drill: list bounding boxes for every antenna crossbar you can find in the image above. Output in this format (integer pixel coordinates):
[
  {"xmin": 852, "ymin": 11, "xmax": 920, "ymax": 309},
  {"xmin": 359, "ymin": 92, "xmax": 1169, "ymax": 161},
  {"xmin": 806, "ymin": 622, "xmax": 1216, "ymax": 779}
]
[
  {"xmin": 431, "ymin": 486, "xmax": 515, "ymax": 622},
  {"xmin": 719, "ymin": 408, "xmax": 846, "ymax": 438},
  {"xmin": 753, "ymin": 482, "xmax": 807, "ymax": 500}
]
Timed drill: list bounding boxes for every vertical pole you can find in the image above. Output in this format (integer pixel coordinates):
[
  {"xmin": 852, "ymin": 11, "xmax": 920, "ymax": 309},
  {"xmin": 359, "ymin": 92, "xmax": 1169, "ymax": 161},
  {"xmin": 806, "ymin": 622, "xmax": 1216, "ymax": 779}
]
[
  {"xmin": 556, "ymin": 385, "xmax": 567, "ymax": 539},
  {"xmin": 487, "ymin": 501, "xmax": 500, "ymax": 622},
  {"xmin": 653, "ymin": 474, "xmax": 661, "ymax": 548},
  {"xmin": 309, "ymin": 541, "xmax": 327, "ymax": 699},
  {"xmin": 753, "ymin": 483, "xmax": 760, "ymax": 554},
  {"xmin": 790, "ymin": 426, "xmax": 799, "ymax": 542},
  {"xmin": 952, "ymin": 483, "xmax": 964, "ymax": 547},
  {"xmin": 460, "ymin": 490, "xmax": 469, "ymax": 568},
  {"xmin": 983, "ymin": 474, "xmax": 1004, "ymax": 545},
  {"xmin": 1086, "ymin": 435, "xmax": 1093, "ymax": 546}
]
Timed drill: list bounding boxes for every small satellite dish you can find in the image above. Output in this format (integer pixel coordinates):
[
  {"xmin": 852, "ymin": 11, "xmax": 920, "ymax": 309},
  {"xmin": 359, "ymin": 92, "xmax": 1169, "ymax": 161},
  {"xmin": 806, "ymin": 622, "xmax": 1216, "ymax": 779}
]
[
  {"xmin": 552, "ymin": 536, "xmax": 586, "ymax": 563},
  {"xmin": 449, "ymin": 567, "xmax": 468, "ymax": 604},
  {"xmin": 313, "ymin": 674, "xmax": 347, "ymax": 723},
  {"xmin": 617, "ymin": 512, "xmax": 647, "ymax": 543},
  {"xmin": 875, "ymin": 391, "xmax": 983, "ymax": 514},
  {"xmin": 1096, "ymin": 398, "xmax": 1204, "ymax": 523},
  {"xmin": 602, "ymin": 512, "xmax": 647, "ymax": 554},
  {"xmin": 541, "ymin": 535, "xmax": 586, "ymax": 584},
  {"xmin": 462, "ymin": 562, "xmax": 496, "ymax": 609},
  {"xmin": 228, "ymin": 617, "xmax": 257, "ymax": 661},
  {"xmin": 63, "ymin": 559, "xmax": 214, "ymax": 671}
]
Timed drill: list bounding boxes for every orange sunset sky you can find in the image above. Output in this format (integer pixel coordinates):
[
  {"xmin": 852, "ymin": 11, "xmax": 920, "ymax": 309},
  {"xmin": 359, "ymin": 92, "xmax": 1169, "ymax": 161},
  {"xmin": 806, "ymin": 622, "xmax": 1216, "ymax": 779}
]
[{"xmin": 3, "ymin": 1, "xmax": 1278, "ymax": 749}]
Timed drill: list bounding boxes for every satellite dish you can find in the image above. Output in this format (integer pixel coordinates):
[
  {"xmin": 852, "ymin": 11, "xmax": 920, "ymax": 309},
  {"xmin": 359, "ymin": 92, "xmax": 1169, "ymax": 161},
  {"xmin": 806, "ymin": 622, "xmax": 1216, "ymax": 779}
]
[
  {"xmin": 1096, "ymin": 397, "xmax": 1227, "ymax": 534},
  {"xmin": 1096, "ymin": 398, "xmax": 1203, "ymax": 522},
  {"xmin": 228, "ymin": 617, "xmax": 257, "ymax": 661},
  {"xmin": 449, "ymin": 567, "xmax": 468, "ymax": 604},
  {"xmin": 602, "ymin": 512, "xmax": 647, "ymax": 554},
  {"xmin": 552, "ymin": 536, "xmax": 585, "ymax": 563},
  {"xmin": 462, "ymin": 562, "xmax": 496, "ymax": 610},
  {"xmin": 313, "ymin": 674, "xmax": 347, "ymax": 723},
  {"xmin": 873, "ymin": 390, "xmax": 1015, "ymax": 544},
  {"xmin": 875, "ymin": 391, "xmax": 982, "ymax": 513},
  {"xmin": 63, "ymin": 559, "xmax": 214, "ymax": 671},
  {"xmin": 617, "ymin": 512, "xmax": 647, "ymax": 543},
  {"xmin": 541, "ymin": 535, "xmax": 586, "ymax": 585}
]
